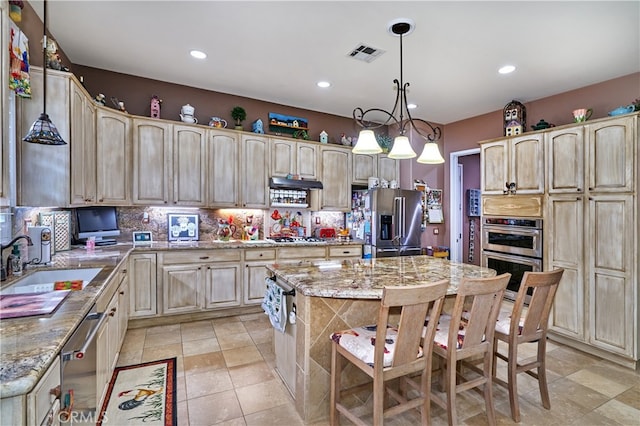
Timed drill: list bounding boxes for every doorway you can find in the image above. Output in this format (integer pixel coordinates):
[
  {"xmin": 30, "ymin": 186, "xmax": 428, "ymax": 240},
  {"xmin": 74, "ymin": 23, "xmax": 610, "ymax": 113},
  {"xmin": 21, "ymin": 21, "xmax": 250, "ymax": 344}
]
[{"xmin": 449, "ymin": 148, "xmax": 480, "ymax": 264}]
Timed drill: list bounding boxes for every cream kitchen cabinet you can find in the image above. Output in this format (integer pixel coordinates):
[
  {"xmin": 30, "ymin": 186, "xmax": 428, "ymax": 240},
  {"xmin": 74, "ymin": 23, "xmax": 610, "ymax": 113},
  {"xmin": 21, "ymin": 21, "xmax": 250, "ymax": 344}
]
[
  {"xmin": 352, "ymin": 153, "xmax": 377, "ymax": 185},
  {"xmin": 70, "ymin": 78, "xmax": 97, "ymax": 205},
  {"xmin": 129, "ymin": 253, "xmax": 157, "ymax": 318},
  {"xmin": 587, "ymin": 115, "xmax": 635, "ymax": 193},
  {"xmin": 241, "ymin": 134, "xmax": 271, "ymax": 208},
  {"xmin": 96, "ymin": 108, "xmax": 131, "ymax": 205},
  {"xmin": 172, "ymin": 125, "xmax": 207, "ymax": 206},
  {"xmin": 328, "ymin": 245, "xmax": 363, "ymax": 260},
  {"xmin": 270, "ymin": 138, "xmax": 318, "ymax": 180},
  {"xmin": 207, "ymin": 129, "xmax": 240, "ymax": 207},
  {"xmin": 378, "ymin": 155, "xmax": 399, "ymax": 184},
  {"xmin": 160, "ymin": 250, "xmax": 242, "ymax": 315},
  {"xmin": 318, "ymin": 146, "xmax": 351, "ymax": 211},
  {"xmin": 481, "ymin": 133, "xmax": 543, "ymax": 195},
  {"xmin": 17, "ymin": 68, "xmax": 71, "ymax": 207},
  {"xmin": 132, "ymin": 118, "xmax": 172, "ymax": 205},
  {"xmin": 546, "ymin": 127, "xmax": 584, "ymax": 194},
  {"xmin": 244, "ymin": 248, "xmax": 277, "ymax": 305}
]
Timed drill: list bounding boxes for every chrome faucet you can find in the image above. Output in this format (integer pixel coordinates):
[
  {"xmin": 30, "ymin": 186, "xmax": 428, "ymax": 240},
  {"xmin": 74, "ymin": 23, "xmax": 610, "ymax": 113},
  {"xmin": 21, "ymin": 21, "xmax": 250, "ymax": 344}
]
[{"xmin": 1, "ymin": 235, "xmax": 33, "ymax": 281}]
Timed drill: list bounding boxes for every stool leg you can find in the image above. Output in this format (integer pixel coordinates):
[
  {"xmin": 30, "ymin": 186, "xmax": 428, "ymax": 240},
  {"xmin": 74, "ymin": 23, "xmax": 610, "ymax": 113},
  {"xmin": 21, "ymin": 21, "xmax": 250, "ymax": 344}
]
[
  {"xmin": 446, "ymin": 359, "xmax": 457, "ymax": 426},
  {"xmin": 330, "ymin": 344, "xmax": 341, "ymax": 425},
  {"xmin": 507, "ymin": 340, "xmax": 520, "ymax": 422},
  {"xmin": 538, "ymin": 338, "xmax": 551, "ymax": 410},
  {"xmin": 483, "ymin": 353, "xmax": 496, "ymax": 426}
]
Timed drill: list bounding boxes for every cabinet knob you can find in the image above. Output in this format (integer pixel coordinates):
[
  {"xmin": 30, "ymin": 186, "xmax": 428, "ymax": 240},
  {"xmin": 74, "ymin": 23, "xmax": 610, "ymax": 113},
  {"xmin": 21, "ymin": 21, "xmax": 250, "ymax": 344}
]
[
  {"xmin": 577, "ymin": 188, "xmax": 582, "ymax": 192},
  {"xmin": 259, "ymin": 253, "xmax": 263, "ymax": 257},
  {"xmin": 122, "ymin": 269, "xmax": 127, "ymax": 273},
  {"xmin": 164, "ymin": 201, "xmax": 168, "ymax": 204},
  {"xmin": 174, "ymin": 201, "xmax": 177, "ymax": 204},
  {"xmin": 119, "ymin": 290, "xmax": 125, "ymax": 295},
  {"xmin": 98, "ymin": 198, "xmax": 104, "ymax": 202},
  {"xmin": 199, "ymin": 256, "xmax": 210, "ymax": 260}
]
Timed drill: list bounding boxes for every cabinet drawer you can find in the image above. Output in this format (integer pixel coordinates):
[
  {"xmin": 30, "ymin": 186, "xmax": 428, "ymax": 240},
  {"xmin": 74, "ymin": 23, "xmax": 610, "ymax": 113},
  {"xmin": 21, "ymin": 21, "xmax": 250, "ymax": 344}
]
[
  {"xmin": 329, "ymin": 245, "xmax": 362, "ymax": 258},
  {"xmin": 245, "ymin": 249, "xmax": 276, "ymax": 261},
  {"xmin": 27, "ymin": 357, "xmax": 60, "ymax": 426},
  {"xmin": 278, "ymin": 247, "xmax": 326, "ymax": 259},
  {"xmin": 163, "ymin": 250, "xmax": 241, "ymax": 264}
]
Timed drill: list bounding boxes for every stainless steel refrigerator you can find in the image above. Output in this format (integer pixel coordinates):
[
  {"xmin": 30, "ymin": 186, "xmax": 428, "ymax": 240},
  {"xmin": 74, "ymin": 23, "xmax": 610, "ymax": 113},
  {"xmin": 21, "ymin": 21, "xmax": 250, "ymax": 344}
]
[{"xmin": 367, "ymin": 188, "xmax": 423, "ymax": 257}]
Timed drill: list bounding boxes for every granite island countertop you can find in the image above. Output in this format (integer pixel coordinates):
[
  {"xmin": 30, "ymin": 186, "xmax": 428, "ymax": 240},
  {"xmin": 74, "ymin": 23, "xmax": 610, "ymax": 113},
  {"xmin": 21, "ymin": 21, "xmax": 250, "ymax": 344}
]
[
  {"xmin": 0, "ymin": 238, "xmax": 363, "ymax": 399},
  {"xmin": 266, "ymin": 255, "xmax": 497, "ymax": 299}
]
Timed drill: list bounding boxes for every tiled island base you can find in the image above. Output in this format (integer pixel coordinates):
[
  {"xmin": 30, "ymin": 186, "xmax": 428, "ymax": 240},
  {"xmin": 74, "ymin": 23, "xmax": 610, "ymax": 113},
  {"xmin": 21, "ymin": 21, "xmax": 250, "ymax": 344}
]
[{"xmin": 293, "ymin": 293, "xmax": 383, "ymax": 423}]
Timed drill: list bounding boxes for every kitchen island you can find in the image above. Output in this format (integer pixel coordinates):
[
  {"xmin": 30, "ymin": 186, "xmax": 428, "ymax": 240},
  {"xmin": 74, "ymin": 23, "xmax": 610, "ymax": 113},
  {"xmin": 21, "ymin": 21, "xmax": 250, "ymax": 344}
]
[{"xmin": 265, "ymin": 255, "xmax": 496, "ymax": 423}]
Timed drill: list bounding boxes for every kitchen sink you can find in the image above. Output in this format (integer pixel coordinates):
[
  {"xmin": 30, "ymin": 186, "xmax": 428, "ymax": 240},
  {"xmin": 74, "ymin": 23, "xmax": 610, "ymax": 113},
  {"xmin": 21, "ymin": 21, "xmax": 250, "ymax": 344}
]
[{"xmin": 0, "ymin": 268, "xmax": 103, "ymax": 295}]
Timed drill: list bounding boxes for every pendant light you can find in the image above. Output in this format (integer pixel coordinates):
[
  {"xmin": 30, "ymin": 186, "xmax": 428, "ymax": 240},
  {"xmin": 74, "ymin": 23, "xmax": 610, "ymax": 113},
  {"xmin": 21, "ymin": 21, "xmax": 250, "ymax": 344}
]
[
  {"xmin": 352, "ymin": 18, "xmax": 442, "ymax": 162},
  {"xmin": 23, "ymin": 0, "xmax": 66, "ymax": 145}
]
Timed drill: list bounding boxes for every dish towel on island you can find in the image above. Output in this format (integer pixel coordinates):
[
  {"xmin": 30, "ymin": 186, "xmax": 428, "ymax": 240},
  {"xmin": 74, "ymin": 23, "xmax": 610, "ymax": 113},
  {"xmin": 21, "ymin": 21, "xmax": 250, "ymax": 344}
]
[{"xmin": 262, "ymin": 277, "xmax": 287, "ymax": 333}]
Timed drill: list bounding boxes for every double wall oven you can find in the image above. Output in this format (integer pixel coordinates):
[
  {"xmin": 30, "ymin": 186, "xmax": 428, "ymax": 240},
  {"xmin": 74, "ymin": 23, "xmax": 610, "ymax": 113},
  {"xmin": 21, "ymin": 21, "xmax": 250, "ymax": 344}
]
[{"xmin": 481, "ymin": 217, "xmax": 542, "ymax": 302}]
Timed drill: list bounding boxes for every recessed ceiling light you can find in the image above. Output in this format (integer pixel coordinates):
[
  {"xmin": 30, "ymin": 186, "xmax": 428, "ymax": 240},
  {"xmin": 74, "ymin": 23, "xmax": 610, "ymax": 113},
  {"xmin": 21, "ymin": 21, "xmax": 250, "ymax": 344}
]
[
  {"xmin": 190, "ymin": 50, "xmax": 207, "ymax": 59},
  {"xmin": 317, "ymin": 81, "xmax": 331, "ymax": 88},
  {"xmin": 407, "ymin": 103, "xmax": 417, "ymax": 109},
  {"xmin": 498, "ymin": 65, "xmax": 516, "ymax": 74}
]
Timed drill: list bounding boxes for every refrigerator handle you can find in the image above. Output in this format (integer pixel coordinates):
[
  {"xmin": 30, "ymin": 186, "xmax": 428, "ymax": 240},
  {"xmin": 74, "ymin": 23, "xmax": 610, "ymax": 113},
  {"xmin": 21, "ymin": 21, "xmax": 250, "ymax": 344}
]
[
  {"xmin": 402, "ymin": 197, "xmax": 406, "ymax": 238},
  {"xmin": 394, "ymin": 196, "xmax": 403, "ymax": 241}
]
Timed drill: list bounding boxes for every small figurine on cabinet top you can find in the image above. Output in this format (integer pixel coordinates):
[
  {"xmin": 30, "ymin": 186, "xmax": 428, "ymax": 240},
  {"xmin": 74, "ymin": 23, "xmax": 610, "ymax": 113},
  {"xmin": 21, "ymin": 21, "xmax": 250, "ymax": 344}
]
[
  {"xmin": 111, "ymin": 97, "xmax": 128, "ymax": 113},
  {"xmin": 340, "ymin": 134, "xmax": 353, "ymax": 146},
  {"xmin": 252, "ymin": 118, "xmax": 264, "ymax": 134},
  {"xmin": 503, "ymin": 99, "xmax": 526, "ymax": 136},
  {"xmin": 319, "ymin": 130, "xmax": 328, "ymax": 144},
  {"xmin": 150, "ymin": 95, "xmax": 162, "ymax": 119},
  {"xmin": 94, "ymin": 93, "xmax": 106, "ymax": 106}
]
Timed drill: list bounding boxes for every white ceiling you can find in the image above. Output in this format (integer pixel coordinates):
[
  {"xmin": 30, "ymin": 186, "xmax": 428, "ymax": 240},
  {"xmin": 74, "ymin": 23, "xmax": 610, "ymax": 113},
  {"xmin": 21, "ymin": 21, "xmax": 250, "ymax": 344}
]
[{"xmin": 34, "ymin": 1, "xmax": 640, "ymax": 124}]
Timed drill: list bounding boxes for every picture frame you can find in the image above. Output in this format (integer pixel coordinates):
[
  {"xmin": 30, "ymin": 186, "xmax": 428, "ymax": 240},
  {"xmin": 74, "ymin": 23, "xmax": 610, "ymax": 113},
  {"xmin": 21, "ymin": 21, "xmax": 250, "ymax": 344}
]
[
  {"xmin": 167, "ymin": 213, "xmax": 199, "ymax": 241},
  {"xmin": 132, "ymin": 231, "xmax": 153, "ymax": 246}
]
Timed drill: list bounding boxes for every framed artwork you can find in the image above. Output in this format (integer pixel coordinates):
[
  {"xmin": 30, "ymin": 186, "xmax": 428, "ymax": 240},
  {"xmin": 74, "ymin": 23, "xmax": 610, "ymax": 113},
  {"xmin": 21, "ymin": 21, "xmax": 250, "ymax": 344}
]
[
  {"xmin": 167, "ymin": 213, "xmax": 199, "ymax": 241},
  {"xmin": 132, "ymin": 231, "xmax": 153, "ymax": 245}
]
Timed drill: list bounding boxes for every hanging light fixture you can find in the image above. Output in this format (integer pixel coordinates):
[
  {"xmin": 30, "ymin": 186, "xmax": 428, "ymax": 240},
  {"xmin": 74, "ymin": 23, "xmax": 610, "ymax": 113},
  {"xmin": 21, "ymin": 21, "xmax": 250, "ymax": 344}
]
[
  {"xmin": 352, "ymin": 18, "xmax": 443, "ymax": 163},
  {"xmin": 23, "ymin": 0, "xmax": 66, "ymax": 145}
]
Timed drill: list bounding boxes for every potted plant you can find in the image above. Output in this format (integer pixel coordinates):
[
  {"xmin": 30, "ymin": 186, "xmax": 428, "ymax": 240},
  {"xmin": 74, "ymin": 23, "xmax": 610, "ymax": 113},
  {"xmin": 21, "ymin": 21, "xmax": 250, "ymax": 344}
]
[{"xmin": 231, "ymin": 106, "xmax": 247, "ymax": 130}]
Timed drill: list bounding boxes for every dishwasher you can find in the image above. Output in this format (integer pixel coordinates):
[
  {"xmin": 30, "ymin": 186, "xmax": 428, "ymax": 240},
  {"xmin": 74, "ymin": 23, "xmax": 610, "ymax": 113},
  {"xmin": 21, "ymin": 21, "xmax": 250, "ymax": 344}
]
[{"xmin": 59, "ymin": 303, "xmax": 107, "ymax": 422}]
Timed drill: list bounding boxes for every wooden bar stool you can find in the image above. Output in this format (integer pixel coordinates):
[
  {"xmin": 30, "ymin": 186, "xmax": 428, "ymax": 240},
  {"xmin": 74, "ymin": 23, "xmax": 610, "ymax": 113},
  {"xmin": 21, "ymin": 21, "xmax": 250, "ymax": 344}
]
[
  {"xmin": 329, "ymin": 279, "xmax": 449, "ymax": 426},
  {"xmin": 492, "ymin": 269, "xmax": 565, "ymax": 422},
  {"xmin": 430, "ymin": 273, "xmax": 511, "ymax": 426}
]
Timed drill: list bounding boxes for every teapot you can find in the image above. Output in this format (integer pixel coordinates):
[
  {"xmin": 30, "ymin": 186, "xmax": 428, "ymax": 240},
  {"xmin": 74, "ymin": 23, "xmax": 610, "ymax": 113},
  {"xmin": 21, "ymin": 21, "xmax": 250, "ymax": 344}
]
[
  {"xmin": 608, "ymin": 105, "xmax": 635, "ymax": 116},
  {"xmin": 179, "ymin": 104, "xmax": 197, "ymax": 124},
  {"xmin": 217, "ymin": 223, "xmax": 237, "ymax": 241},
  {"xmin": 209, "ymin": 117, "xmax": 227, "ymax": 128},
  {"xmin": 531, "ymin": 119, "xmax": 554, "ymax": 131}
]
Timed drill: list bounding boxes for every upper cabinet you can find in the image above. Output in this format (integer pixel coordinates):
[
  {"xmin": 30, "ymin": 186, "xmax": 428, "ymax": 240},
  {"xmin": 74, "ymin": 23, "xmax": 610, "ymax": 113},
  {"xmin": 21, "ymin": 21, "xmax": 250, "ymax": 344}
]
[
  {"xmin": 352, "ymin": 153, "xmax": 377, "ymax": 185},
  {"xmin": 587, "ymin": 116, "xmax": 635, "ymax": 193},
  {"xmin": 318, "ymin": 146, "xmax": 351, "ymax": 211},
  {"xmin": 378, "ymin": 155, "xmax": 399, "ymax": 183},
  {"xmin": 547, "ymin": 127, "xmax": 584, "ymax": 194},
  {"xmin": 207, "ymin": 129, "xmax": 240, "ymax": 208},
  {"xmin": 270, "ymin": 138, "xmax": 318, "ymax": 180},
  {"xmin": 481, "ymin": 134, "xmax": 544, "ymax": 195},
  {"xmin": 70, "ymin": 79, "xmax": 97, "ymax": 205},
  {"xmin": 240, "ymin": 134, "xmax": 270, "ymax": 208},
  {"xmin": 132, "ymin": 118, "xmax": 172, "ymax": 205},
  {"xmin": 172, "ymin": 125, "xmax": 207, "ymax": 206},
  {"xmin": 96, "ymin": 108, "xmax": 131, "ymax": 205}
]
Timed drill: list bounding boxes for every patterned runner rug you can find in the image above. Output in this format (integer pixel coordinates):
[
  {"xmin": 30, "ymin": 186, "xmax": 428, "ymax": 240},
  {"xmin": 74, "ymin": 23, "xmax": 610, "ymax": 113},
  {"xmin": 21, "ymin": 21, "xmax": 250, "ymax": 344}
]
[{"xmin": 98, "ymin": 358, "xmax": 176, "ymax": 426}]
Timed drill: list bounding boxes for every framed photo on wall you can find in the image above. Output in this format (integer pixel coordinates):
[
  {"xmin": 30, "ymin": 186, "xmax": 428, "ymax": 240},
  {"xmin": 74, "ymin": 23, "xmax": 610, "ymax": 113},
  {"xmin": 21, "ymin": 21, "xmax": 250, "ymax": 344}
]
[{"xmin": 167, "ymin": 213, "xmax": 199, "ymax": 241}]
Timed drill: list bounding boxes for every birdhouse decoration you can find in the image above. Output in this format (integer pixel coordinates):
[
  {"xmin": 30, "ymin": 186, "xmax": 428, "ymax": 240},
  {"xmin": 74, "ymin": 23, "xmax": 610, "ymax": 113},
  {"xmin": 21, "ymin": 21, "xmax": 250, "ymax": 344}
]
[
  {"xmin": 150, "ymin": 95, "xmax": 162, "ymax": 119},
  {"xmin": 503, "ymin": 100, "xmax": 526, "ymax": 136}
]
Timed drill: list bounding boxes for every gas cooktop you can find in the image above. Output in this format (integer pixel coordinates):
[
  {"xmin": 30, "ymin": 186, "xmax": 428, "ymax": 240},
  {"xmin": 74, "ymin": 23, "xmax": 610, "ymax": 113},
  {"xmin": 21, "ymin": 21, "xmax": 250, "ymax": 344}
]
[{"xmin": 268, "ymin": 236, "xmax": 325, "ymax": 243}]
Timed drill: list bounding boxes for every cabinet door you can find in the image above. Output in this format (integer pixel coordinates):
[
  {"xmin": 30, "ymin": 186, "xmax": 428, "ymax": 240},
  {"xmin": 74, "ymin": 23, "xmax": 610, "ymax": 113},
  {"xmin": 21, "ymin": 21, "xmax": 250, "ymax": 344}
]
[
  {"xmin": 510, "ymin": 134, "xmax": 544, "ymax": 193},
  {"xmin": 173, "ymin": 125, "xmax": 206, "ymax": 206},
  {"xmin": 378, "ymin": 155, "xmax": 399, "ymax": 184},
  {"xmin": 162, "ymin": 264, "xmax": 200, "ymax": 314},
  {"xmin": 319, "ymin": 146, "xmax": 351, "ymax": 211},
  {"xmin": 203, "ymin": 263, "xmax": 242, "ymax": 309},
  {"xmin": 480, "ymin": 140, "xmax": 508, "ymax": 194},
  {"xmin": 352, "ymin": 153, "xmax": 377, "ymax": 185},
  {"xmin": 17, "ymin": 69, "xmax": 71, "ymax": 207},
  {"xmin": 129, "ymin": 253, "xmax": 157, "ymax": 318},
  {"xmin": 207, "ymin": 129, "xmax": 240, "ymax": 207},
  {"xmin": 588, "ymin": 116, "xmax": 635, "ymax": 193},
  {"xmin": 547, "ymin": 127, "xmax": 584, "ymax": 194},
  {"xmin": 297, "ymin": 142, "xmax": 318, "ymax": 180},
  {"xmin": 106, "ymin": 294, "xmax": 120, "ymax": 372},
  {"xmin": 588, "ymin": 194, "xmax": 634, "ymax": 356},
  {"xmin": 132, "ymin": 118, "xmax": 172, "ymax": 205},
  {"xmin": 244, "ymin": 262, "xmax": 269, "ymax": 305},
  {"xmin": 547, "ymin": 196, "xmax": 585, "ymax": 340},
  {"xmin": 96, "ymin": 108, "xmax": 131, "ymax": 204},
  {"xmin": 117, "ymin": 279, "xmax": 129, "ymax": 349},
  {"xmin": 241, "ymin": 135, "xmax": 270, "ymax": 208},
  {"xmin": 70, "ymin": 80, "xmax": 96, "ymax": 205},
  {"xmin": 271, "ymin": 138, "xmax": 295, "ymax": 177},
  {"xmin": 95, "ymin": 314, "xmax": 109, "ymax": 409}
]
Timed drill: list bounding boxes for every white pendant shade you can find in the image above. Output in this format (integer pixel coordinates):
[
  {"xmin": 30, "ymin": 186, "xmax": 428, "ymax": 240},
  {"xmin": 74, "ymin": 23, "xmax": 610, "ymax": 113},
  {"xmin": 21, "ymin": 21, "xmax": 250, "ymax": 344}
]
[
  {"xmin": 417, "ymin": 142, "xmax": 445, "ymax": 164},
  {"xmin": 352, "ymin": 130, "xmax": 382, "ymax": 154},
  {"xmin": 388, "ymin": 135, "xmax": 416, "ymax": 159}
]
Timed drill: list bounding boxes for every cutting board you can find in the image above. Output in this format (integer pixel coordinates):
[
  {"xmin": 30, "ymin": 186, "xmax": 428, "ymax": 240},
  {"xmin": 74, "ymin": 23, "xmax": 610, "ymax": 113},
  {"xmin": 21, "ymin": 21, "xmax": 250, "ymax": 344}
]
[{"xmin": 0, "ymin": 290, "xmax": 71, "ymax": 319}]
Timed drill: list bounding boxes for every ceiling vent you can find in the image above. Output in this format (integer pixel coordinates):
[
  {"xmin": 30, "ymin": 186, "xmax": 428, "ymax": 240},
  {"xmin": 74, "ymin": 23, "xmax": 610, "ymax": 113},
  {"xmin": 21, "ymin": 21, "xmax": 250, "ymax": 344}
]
[{"xmin": 348, "ymin": 44, "xmax": 385, "ymax": 63}]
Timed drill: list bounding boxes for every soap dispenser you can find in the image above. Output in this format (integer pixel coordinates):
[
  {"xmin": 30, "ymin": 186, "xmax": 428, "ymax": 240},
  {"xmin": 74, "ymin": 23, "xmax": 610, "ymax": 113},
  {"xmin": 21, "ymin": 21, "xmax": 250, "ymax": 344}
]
[{"xmin": 10, "ymin": 244, "xmax": 22, "ymax": 276}]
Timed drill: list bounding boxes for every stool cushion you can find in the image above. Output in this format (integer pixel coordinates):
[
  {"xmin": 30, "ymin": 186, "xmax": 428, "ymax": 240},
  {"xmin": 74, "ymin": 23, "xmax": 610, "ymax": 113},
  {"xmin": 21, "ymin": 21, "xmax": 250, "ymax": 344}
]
[
  {"xmin": 330, "ymin": 324, "xmax": 423, "ymax": 367},
  {"xmin": 495, "ymin": 313, "xmax": 525, "ymax": 335}
]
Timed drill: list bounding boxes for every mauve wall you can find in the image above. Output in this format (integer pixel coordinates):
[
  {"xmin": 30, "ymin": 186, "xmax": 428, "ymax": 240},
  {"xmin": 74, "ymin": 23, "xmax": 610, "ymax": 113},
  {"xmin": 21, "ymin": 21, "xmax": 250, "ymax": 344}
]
[{"xmin": 460, "ymin": 154, "xmax": 481, "ymax": 265}]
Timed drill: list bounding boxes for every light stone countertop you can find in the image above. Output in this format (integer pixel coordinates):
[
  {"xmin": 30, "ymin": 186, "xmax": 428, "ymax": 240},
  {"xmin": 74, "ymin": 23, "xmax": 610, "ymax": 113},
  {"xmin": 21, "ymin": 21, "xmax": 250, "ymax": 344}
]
[
  {"xmin": 266, "ymin": 256, "xmax": 497, "ymax": 298},
  {"xmin": 0, "ymin": 238, "xmax": 362, "ymax": 399}
]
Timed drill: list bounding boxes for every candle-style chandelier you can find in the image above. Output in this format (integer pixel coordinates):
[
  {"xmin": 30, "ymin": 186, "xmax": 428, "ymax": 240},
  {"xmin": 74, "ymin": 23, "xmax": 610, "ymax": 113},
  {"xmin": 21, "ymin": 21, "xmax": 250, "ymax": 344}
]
[{"xmin": 352, "ymin": 18, "xmax": 444, "ymax": 164}]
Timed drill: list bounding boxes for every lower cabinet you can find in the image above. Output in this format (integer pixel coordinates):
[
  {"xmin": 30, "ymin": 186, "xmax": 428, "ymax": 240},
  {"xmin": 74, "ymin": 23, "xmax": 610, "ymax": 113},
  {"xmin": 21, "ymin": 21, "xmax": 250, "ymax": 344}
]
[
  {"xmin": 160, "ymin": 250, "xmax": 242, "ymax": 315},
  {"xmin": 328, "ymin": 245, "xmax": 362, "ymax": 260},
  {"xmin": 129, "ymin": 253, "xmax": 157, "ymax": 318},
  {"xmin": 244, "ymin": 248, "xmax": 277, "ymax": 305}
]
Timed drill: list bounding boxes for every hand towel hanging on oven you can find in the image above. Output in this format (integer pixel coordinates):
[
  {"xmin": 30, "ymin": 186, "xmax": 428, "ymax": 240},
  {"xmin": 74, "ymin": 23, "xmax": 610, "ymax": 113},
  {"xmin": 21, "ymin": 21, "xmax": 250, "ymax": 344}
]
[{"xmin": 262, "ymin": 277, "xmax": 288, "ymax": 333}]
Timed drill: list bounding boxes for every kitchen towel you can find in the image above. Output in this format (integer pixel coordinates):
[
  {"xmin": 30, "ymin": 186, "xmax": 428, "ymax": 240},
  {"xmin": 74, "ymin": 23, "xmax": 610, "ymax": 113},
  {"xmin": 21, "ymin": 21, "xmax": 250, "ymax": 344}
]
[{"xmin": 261, "ymin": 277, "xmax": 287, "ymax": 333}]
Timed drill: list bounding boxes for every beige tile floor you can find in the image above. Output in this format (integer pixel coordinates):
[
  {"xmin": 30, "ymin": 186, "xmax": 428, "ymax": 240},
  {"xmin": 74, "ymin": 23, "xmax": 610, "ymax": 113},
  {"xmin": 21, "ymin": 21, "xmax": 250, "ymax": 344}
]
[{"xmin": 117, "ymin": 313, "xmax": 640, "ymax": 425}]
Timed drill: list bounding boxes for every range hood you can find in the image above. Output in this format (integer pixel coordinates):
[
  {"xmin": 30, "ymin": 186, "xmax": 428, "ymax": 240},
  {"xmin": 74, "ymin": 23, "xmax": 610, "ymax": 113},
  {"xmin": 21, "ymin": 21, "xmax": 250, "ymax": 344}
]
[{"xmin": 269, "ymin": 177, "xmax": 323, "ymax": 190}]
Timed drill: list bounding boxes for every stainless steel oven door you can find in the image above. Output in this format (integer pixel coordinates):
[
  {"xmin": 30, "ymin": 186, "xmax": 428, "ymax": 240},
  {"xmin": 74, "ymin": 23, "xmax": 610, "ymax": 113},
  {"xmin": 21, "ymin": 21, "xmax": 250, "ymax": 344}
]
[
  {"xmin": 482, "ymin": 250, "xmax": 542, "ymax": 302},
  {"xmin": 482, "ymin": 224, "xmax": 542, "ymax": 258}
]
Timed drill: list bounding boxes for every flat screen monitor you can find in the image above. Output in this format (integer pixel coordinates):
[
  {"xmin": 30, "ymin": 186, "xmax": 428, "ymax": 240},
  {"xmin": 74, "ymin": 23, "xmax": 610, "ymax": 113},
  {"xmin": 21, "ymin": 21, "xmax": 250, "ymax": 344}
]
[{"xmin": 75, "ymin": 206, "xmax": 120, "ymax": 245}]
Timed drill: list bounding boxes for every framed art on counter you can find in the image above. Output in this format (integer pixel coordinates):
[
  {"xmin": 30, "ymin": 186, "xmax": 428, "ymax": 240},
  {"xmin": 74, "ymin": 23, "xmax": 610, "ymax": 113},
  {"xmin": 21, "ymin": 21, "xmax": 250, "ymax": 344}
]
[{"xmin": 167, "ymin": 213, "xmax": 199, "ymax": 241}]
